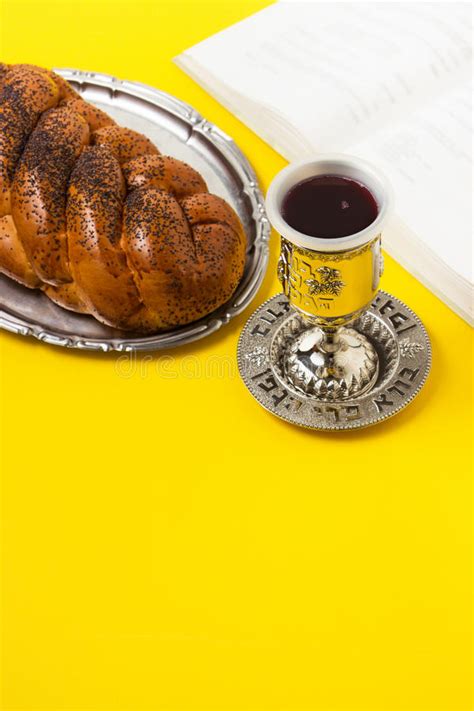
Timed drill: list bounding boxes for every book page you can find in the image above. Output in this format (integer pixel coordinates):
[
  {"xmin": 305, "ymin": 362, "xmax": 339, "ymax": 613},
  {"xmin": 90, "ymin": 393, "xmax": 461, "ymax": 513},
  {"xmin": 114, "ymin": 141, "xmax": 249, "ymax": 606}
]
[
  {"xmin": 179, "ymin": 2, "xmax": 472, "ymax": 151},
  {"xmin": 351, "ymin": 84, "xmax": 472, "ymax": 282}
]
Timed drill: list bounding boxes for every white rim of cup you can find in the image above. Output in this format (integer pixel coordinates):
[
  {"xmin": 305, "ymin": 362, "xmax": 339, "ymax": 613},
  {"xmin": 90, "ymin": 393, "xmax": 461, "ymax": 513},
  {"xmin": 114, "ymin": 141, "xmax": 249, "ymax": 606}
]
[{"xmin": 265, "ymin": 153, "xmax": 394, "ymax": 252}]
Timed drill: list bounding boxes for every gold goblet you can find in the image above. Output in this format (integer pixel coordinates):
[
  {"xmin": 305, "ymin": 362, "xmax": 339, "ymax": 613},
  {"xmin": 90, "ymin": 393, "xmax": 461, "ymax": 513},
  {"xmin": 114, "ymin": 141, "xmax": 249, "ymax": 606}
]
[{"xmin": 266, "ymin": 155, "xmax": 393, "ymax": 400}]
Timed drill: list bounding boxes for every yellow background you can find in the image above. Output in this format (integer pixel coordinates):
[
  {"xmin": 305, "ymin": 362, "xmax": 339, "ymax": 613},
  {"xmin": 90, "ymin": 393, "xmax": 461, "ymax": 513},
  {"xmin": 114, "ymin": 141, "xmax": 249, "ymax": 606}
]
[{"xmin": 0, "ymin": 1, "xmax": 472, "ymax": 709}]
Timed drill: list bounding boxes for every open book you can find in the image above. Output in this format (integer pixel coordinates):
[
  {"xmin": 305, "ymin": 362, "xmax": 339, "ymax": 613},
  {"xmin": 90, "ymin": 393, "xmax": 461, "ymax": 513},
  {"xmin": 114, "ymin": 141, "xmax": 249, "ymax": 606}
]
[{"xmin": 175, "ymin": 1, "xmax": 473, "ymax": 325}]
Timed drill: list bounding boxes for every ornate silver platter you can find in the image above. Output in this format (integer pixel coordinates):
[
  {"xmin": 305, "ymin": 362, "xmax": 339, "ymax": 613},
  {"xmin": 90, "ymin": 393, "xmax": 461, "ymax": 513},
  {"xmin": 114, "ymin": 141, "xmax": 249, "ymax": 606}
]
[
  {"xmin": 238, "ymin": 291, "xmax": 431, "ymax": 431},
  {"xmin": 0, "ymin": 68, "xmax": 270, "ymax": 351}
]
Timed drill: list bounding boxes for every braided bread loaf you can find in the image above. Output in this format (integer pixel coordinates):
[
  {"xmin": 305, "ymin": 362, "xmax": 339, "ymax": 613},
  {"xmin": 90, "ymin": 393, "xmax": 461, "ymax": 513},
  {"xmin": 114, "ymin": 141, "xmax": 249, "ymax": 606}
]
[{"xmin": 0, "ymin": 64, "xmax": 247, "ymax": 332}]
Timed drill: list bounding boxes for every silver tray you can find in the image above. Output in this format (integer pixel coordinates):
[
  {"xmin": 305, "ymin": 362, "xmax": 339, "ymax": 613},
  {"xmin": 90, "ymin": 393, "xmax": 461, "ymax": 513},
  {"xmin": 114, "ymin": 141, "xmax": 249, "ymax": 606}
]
[
  {"xmin": 0, "ymin": 68, "xmax": 270, "ymax": 351},
  {"xmin": 238, "ymin": 292, "xmax": 431, "ymax": 431}
]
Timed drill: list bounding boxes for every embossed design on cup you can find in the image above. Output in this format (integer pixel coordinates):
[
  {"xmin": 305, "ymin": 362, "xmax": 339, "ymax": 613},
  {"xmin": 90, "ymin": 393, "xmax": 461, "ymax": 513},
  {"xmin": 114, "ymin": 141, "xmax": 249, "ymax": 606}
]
[{"xmin": 278, "ymin": 235, "xmax": 383, "ymax": 327}]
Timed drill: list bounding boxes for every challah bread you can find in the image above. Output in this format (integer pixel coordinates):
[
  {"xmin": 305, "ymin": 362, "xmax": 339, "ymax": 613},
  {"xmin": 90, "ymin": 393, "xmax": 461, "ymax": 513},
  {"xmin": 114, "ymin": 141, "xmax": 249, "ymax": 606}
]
[{"xmin": 0, "ymin": 63, "xmax": 247, "ymax": 332}]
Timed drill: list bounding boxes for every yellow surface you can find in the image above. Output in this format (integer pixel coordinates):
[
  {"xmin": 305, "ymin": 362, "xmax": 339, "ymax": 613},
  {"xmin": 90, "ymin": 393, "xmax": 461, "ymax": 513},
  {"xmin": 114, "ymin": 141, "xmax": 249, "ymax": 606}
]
[{"xmin": 0, "ymin": 1, "xmax": 472, "ymax": 709}]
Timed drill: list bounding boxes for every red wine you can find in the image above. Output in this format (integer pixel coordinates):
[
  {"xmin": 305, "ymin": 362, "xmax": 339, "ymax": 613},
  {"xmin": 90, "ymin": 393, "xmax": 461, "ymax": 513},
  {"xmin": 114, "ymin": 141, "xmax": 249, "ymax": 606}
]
[{"xmin": 281, "ymin": 174, "xmax": 378, "ymax": 239}]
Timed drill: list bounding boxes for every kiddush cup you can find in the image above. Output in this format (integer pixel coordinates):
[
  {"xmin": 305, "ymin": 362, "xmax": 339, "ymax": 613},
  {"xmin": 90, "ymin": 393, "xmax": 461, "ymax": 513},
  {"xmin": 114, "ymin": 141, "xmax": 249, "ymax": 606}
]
[{"xmin": 266, "ymin": 154, "xmax": 393, "ymax": 400}]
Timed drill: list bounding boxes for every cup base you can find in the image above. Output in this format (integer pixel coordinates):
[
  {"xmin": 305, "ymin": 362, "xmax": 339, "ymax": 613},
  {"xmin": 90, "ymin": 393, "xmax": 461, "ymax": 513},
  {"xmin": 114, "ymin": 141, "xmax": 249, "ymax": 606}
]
[{"xmin": 284, "ymin": 326, "xmax": 379, "ymax": 401}]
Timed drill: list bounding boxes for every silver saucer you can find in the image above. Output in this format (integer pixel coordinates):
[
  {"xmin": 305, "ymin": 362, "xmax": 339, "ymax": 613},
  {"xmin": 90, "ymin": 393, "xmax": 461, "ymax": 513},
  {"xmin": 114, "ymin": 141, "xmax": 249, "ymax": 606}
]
[
  {"xmin": 0, "ymin": 69, "xmax": 270, "ymax": 351},
  {"xmin": 238, "ymin": 291, "xmax": 431, "ymax": 431}
]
